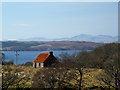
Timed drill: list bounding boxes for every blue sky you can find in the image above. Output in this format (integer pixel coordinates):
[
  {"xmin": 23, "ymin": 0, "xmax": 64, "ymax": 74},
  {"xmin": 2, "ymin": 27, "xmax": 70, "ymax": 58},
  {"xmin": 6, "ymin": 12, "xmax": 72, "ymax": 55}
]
[{"xmin": 2, "ymin": 2, "xmax": 118, "ymax": 40}]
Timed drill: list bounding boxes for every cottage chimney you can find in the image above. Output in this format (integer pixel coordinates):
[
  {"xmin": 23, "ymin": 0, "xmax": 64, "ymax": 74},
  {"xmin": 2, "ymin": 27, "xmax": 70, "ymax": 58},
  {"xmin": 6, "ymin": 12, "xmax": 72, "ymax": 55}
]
[{"xmin": 49, "ymin": 51, "xmax": 53, "ymax": 55}]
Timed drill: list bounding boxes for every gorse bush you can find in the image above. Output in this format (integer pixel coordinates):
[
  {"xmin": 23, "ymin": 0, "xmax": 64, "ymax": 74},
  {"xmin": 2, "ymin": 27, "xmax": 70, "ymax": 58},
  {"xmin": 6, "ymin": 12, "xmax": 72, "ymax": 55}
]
[
  {"xmin": 2, "ymin": 60, "xmax": 14, "ymax": 65},
  {"xmin": 59, "ymin": 43, "xmax": 119, "ymax": 69}
]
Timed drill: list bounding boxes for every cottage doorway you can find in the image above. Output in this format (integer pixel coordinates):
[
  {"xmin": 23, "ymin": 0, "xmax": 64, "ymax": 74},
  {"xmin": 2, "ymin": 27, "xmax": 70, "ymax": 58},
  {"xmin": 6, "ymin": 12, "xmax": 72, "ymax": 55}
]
[{"xmin": 34, "ymin": 63, "xmax": 36, "ymax": 68}]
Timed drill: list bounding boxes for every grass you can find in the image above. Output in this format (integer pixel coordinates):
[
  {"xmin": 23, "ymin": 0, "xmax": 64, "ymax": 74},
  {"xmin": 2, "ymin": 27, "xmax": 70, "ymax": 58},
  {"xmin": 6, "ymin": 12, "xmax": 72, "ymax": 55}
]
[
  {"xmin": 2, "ymin": 65, "xmax": 107, "ymax": 88},
  {"xmin": 2, "ymin": 65, "xmax": 40, "ymax": 88},
  {"xmin": 83, "ymin": 68, "xmax": 105, "ymax": 87}
]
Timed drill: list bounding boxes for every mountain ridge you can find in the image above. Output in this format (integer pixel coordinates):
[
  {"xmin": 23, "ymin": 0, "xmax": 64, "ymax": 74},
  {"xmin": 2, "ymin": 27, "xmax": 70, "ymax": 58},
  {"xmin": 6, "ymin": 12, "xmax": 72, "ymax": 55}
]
[{"xmin": 16, "ymin": 34, "xmax": 117, "ymax": 43}]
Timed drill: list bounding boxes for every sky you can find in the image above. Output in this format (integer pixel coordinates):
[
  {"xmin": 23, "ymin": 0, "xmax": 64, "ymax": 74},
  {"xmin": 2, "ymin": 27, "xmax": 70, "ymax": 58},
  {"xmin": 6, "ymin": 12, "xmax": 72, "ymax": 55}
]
[{"xmin": 2, "ymin": 2, "xmax": 118, "ymax": 40}]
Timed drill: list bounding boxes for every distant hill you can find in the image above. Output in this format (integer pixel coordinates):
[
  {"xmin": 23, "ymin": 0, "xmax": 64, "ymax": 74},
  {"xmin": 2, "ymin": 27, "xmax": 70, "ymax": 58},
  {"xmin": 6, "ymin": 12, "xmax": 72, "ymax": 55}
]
[
  {"xmin": 2, "ymin": 41, "xmax": 104, "ymax": 51},
  {"xmin": 69, "ymin": 34, "xmax": 117, "ymax": 43},
  {"xmin": 17, "ymin": 34, "xmax": 117, "ymax": 43}
]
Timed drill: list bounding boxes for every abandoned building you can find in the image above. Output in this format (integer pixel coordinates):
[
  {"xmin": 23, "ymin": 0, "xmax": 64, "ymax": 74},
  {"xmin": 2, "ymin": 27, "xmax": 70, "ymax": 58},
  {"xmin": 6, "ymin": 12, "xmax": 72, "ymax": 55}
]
[{"xmin": 33, "ymin": 52, "xmax": 57, "ymax": 68}]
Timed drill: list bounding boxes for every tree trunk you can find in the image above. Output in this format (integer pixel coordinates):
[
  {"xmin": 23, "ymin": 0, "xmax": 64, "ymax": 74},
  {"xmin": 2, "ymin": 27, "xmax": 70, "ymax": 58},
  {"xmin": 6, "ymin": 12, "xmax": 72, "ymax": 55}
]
[
  {"xmin": 78, "ymin": 68, "xmax": 83, "ymax": 90},
  {"xmin": 115, "ymin": 73, "xmax": 118, "ymax": 90}
]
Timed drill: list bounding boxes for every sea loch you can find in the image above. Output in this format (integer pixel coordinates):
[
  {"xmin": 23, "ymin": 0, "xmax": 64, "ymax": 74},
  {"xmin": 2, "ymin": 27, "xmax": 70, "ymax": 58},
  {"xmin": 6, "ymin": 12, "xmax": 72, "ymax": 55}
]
[{"xmin": 2, "ymin": 50, "xmax": 82, "ymax": 64}]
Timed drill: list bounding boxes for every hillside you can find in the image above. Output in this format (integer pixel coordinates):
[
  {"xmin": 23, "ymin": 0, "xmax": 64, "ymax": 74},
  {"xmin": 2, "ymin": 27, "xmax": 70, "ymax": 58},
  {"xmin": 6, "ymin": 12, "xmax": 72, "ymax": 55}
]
[
  {"xmin": 2, "ymin": 43, "xmax": 120, "ymax": 89},
  {"xmin": 2, "ymin": 65, "xmax": 105, "ymax": 89},
  {"xmin": 2, "ymin": 41, "xmax": 104, "ymax": 51}
]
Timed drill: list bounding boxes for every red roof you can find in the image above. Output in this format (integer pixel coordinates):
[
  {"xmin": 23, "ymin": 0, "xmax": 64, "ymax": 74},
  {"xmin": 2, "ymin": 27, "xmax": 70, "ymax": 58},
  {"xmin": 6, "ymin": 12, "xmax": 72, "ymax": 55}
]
[{"xmin": 34, "ymin": 53, "xmax": 50, "ymax": 63}]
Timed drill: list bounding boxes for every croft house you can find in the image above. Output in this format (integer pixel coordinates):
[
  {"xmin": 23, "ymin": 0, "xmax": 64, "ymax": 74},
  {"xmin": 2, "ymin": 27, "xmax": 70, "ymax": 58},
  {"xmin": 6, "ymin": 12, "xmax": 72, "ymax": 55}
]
[{"xmin": 33, "ymin": 52, "xmax": 57, "ymax": 68}]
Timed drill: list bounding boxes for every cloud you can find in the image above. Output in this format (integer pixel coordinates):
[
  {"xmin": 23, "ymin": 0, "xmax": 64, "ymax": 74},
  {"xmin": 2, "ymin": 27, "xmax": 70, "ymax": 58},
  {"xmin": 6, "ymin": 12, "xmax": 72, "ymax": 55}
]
[
  {"xmin": 12, "ymin": 24, "xmax": 32, "ymax": 27},
  {"xmin": 17, "ymin": 24, "xmax": 32, "ymax": 27}
]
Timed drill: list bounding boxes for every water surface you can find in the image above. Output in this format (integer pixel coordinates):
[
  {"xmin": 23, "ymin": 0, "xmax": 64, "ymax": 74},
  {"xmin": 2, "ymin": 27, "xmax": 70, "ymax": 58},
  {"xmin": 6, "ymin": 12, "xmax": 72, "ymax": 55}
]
[{"xmin": 2, "ymin": 50, "xmax": 81, "ymax": 64}]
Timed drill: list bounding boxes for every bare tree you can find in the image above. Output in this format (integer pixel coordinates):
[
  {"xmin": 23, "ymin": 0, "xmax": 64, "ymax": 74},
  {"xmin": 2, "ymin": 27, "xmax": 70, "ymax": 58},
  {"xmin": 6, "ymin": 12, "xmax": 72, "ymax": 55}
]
[
  {"xmin": 32, "ymin": 68, "xmax": 74, "ymax": 89},
  {"xmin": 58, "ymin": 52, "xmax": 86, "ymax": 89},
  {"xmin": 97, "ymin": 45, "xmax": 120, "ymax": 90}
]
